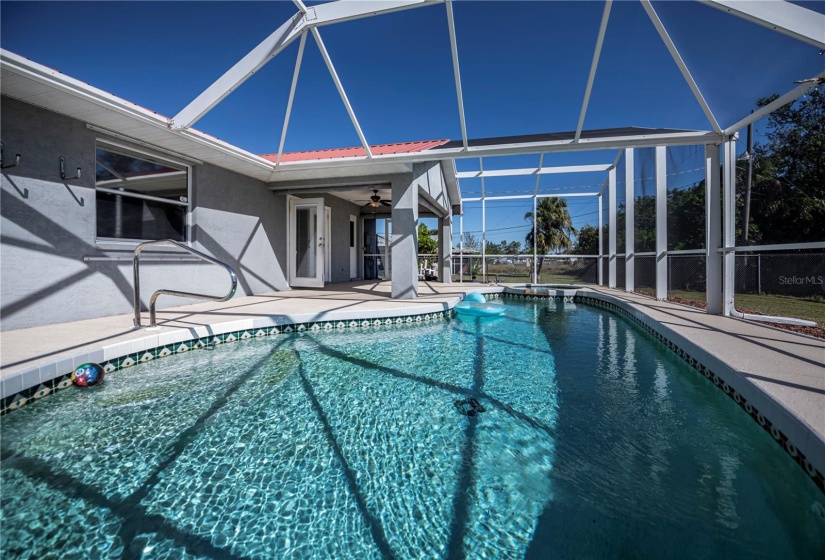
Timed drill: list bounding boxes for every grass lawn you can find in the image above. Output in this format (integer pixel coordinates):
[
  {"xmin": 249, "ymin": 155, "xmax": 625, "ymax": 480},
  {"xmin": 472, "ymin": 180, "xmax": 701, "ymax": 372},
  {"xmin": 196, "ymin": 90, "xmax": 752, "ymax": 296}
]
[{"xmin": 667, "ymin": 290, "xmax": 825, "ymax": 326}]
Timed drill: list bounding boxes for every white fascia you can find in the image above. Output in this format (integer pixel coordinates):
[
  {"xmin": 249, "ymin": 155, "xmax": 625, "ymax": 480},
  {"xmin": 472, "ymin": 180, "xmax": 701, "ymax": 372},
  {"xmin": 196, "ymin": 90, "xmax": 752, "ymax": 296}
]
[{"xmin": 1, "ymin": 49, "xmax": 169, "ymax": 131}]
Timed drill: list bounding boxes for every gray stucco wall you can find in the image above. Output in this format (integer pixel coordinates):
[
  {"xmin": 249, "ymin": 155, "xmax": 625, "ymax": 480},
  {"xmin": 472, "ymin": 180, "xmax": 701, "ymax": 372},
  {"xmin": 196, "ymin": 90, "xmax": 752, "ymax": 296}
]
[{"xmin": 0, "ymin": 96, "xmax": 289, "ymax": 331}]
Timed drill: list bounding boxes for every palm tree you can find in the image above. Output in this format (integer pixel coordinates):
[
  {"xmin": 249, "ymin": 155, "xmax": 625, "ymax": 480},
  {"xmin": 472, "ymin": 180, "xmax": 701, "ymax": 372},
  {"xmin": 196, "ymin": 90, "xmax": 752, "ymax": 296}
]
[{"xmin": 524, "ymin": 197, "xmax": 577, "ymax": 278}]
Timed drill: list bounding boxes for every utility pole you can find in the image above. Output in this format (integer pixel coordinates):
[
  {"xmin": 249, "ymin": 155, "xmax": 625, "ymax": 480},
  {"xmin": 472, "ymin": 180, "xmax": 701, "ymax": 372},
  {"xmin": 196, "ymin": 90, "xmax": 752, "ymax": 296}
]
[{"xmin": 742, "ymin": 118, "xmax": 753, "ymax": 243}]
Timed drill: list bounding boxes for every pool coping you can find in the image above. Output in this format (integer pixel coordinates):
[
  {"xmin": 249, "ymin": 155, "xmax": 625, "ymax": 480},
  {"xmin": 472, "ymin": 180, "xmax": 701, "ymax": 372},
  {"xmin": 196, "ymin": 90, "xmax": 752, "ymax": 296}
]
[{"xmin": 1, "ymin": 285, "xmax": 822, "ymax": 495}]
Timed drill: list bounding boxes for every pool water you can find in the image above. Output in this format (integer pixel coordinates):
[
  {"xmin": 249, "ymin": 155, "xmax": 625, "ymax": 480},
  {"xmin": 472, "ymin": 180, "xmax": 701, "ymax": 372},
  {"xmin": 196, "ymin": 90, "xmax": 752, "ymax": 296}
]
[{"xmin": 1, "ymin": 300, "xmax": 823, "ymax": 559}]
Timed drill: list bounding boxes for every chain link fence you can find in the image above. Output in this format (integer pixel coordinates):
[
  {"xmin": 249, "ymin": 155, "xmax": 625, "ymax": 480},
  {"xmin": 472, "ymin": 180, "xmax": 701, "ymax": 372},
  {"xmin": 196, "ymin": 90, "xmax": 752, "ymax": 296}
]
[
  {"xmin": 734, "ymin": 252, "xmax": 825, "ymax": 297},
  {"xmin": 668, "ymin": 255, "xmax": 706, "ymax": 305},
  {"xmin": 452, "ymin": 255, "xmax": 598, "ymax": 284},
  {"xmin": 634, "ymin": 255, "xmax": 656, "ymax": 294}
]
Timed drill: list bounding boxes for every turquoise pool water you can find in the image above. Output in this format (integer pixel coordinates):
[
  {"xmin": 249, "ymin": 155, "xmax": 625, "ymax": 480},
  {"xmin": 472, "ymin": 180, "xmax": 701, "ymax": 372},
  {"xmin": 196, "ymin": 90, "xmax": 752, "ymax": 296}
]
[{"xmin": 1, "ymin": 300, "xmax": 823, "ymax": 559}]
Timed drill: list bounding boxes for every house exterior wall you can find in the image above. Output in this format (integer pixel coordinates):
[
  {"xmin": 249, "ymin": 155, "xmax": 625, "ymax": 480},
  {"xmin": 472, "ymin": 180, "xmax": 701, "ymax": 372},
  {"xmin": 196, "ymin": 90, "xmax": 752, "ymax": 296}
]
[{"xmin": 0, "ymin": 96, "xmax": 289, "ymax": 331}]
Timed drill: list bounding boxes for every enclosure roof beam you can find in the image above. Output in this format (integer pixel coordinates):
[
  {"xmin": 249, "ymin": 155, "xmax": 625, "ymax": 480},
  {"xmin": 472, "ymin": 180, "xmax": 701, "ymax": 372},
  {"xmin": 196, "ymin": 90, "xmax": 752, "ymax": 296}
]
[
  {"xmin": 724, "ymin": 70, "xmax": 825, "ymax": 134},
  {"xmin": 642, "ymin": 0, "xmax": 721, "ymax": 133},
  {"xmin": 463, "ymin": 192, "xmax": 600, "ymax": 202},
  {"xmin": 445, "ymin": 0, "xmax": 469, "ymax": 150},
  {"xmin": 534, "ymin": 154, "xmax": 544, "ymax": 196},
  {"xmin": 311, "ymin": 28, "xmax": 372, "ymax": 157},
  {"xmin": 699, "ymin": 0, "xmax": 825, "ymax": 50},
  {"xmin": 274, "ymin": 32, "xmax": 307, "ymax": 168},
  {"xmin": 170, "ymin": 0, "xmax": 443, "ymax": 129},
  {"xmin": 575, "ymin": 0, "xmax": 612, "ymax": 143},
  {"xmin": 274, "ymin": 130, "xmax": 722, "ymax": 172},
  {"xmin": 457, "ymin": 163, "xmax": 612, "ymax": 179}
]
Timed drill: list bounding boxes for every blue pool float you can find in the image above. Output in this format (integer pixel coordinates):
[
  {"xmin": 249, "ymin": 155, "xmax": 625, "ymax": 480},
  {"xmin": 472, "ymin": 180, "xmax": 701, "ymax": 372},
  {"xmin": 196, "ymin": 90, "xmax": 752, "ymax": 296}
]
[
  {"xmin": 455, "ymin": 301, "xmax": 506, "ymax": 317},
  {"xmin": 463, "ymin": 292, "xmax": 487, "ymax": 303}
]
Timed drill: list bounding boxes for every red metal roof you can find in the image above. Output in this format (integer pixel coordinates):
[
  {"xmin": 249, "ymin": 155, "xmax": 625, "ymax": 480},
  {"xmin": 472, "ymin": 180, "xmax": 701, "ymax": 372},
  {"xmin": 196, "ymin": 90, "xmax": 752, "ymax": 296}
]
[{"xmin": 261, "ymin": 139, "xmax": 450, "ymax": 163}]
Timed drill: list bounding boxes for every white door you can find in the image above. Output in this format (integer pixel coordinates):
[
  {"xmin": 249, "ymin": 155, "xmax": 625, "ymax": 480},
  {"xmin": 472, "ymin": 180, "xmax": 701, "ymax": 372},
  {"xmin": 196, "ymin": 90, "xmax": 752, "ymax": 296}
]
[
  {"xmin": 289, "ymin": 197, "xmax": 325, "ymax": 288},
  {"xmin": 324, "ymin": 206, "xmax": 331, "ymax": 283},
  {"xmin": 349, "ymin": 215, "xmax": 357, "ymax": 280}
]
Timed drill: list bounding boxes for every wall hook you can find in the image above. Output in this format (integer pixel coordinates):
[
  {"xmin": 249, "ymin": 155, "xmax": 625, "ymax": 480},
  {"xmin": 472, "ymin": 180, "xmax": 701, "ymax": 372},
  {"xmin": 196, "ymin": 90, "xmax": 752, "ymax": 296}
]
[
  {"xmin": 1, "ymin": 143, "xmax": 21, "ymax": 169},
  {"xmin": 59, "ymin": 156, "xmax": 81, "ymax": 181}
]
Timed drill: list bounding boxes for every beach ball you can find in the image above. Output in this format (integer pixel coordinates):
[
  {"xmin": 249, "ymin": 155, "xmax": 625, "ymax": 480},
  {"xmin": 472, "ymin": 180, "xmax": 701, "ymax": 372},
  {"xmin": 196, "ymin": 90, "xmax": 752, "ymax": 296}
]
[
  {"xmin": 72, "ymin": 363, "xmax": 104, "ymax": 387},
  {"xmin": 464, "ymin": 292, "xmax": 486, "ymax": 303}
]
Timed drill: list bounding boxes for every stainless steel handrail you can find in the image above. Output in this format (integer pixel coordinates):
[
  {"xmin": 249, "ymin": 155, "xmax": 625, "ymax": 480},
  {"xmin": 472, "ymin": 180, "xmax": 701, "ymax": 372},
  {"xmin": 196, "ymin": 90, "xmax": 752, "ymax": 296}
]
[{"xmin": 133, "ymin": 239, "xmax": 238, "ymax": 328}]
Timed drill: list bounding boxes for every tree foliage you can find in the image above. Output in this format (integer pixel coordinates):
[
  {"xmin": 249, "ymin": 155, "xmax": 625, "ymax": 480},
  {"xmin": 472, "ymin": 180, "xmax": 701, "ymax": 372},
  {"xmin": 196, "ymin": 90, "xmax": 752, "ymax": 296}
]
[
  {"xmin": 417, "ymin": 222, "xmax": 438, "ymax": 255},
  {"xmin": 485, "ymin": 240, "xmax": 522, "ymax": 255},
  {"xmin": 524, "ymin": 197, "xmax": 576, "ymax": 276},
  {"xmin": 743, "ymin": 88, "xmax": 825, "ymax": 244}
]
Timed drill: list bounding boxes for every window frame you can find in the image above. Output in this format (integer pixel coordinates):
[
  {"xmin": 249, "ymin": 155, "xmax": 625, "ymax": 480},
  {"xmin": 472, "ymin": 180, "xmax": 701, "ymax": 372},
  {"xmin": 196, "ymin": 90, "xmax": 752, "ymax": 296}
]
[{"xmin": 94, "ymin": 139, "xmax": 192, "ymax": 246}]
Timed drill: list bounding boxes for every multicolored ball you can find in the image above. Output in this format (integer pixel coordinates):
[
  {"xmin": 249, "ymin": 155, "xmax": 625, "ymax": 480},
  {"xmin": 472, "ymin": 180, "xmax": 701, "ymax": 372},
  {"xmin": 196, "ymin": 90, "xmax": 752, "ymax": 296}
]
[{"xmin": 72, "ymin": 363, "xmax": 104, "ymax": 387}]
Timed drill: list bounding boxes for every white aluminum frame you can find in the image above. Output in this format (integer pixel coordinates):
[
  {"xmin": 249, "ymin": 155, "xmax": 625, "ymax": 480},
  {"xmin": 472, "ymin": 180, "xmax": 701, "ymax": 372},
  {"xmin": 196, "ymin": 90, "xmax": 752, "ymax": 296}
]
[
  {"xmin": 274, "ymin": 31, "xmax": 307, "ymax": 167},
  {"xmin": 311, "ymin": 28, "xmax": 372, "ymax": 157},
  {"xmin": 456, "ymin": 164, "xmax": 612, "ymax": 179},
  {"xmin": 641, "ymin": 0, "xmax": 721, "ymax": 133},
  {"xmin": 445, "ymin": 0, "xmax": 469, "ymax": 150},
  {"xmin": 700, "ymin": 0, "xmax": 825, "ymax": 50},
  {"xmin": 624, "ymin": 148, "xmax": 635, "ymax": 293},
  {"xmin": 575, "ymin": 0, "xmax": 612, "ymax": 143},
  {"xmin": 608, "ymin": 165, "xmax": 617, "ymax": 288},
  {"xmin": 705, "ymin": 143, "xmax": 722, "ymax": 314},
  {"xmin": 655, "ymin": 145, "xmax": 668, "ymax": 300}
]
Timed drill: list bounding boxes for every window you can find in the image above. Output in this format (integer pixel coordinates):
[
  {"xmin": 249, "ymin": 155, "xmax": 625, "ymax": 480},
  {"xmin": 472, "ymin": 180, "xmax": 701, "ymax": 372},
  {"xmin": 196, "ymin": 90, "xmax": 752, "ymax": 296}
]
[{"xmin": 95, "ymin": 142, "xmax": 189, "ymax": 242}]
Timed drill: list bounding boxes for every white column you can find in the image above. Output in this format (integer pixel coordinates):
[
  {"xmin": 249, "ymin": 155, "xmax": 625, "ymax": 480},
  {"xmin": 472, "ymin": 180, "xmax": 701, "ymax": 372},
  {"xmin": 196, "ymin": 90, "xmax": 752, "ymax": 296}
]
[
  {"xmin": 723, "ymin": 139, "xmax": 737, "ymax": 315},
  {"xmin": 459, "ymin": 214, "xmax": 464, "ymax": 283},
  {"xmin": 655, "ymin": 145, "xmax": 668, "ymax": 300},
  {"xmin": 624, "ymin": 148, "xmax": 635, "ymax": 292},
  {"xmin": 705, "ymin": 143, "xmax": 723, "ymax": 314},
  {"xmin": 481, "ymin": 197, "xmax": 486, "ymax": 282},
  {"xmin": 391, "ymin": 175, "xmax": 418, "ymax": 299},
  {"xmin": 532, "ymin": 196, "xmax": 538, "ymax": 284},
  {"xmin": 438, "ymin": 215, "xmax": 452, "ymax": 283},
  {"xmin": 608, "ymin": 166, "xmax": 617, "ymax": 288},
  {"xmin": 598, "ymin": 194, "xmax": 604, "ymax": 286}
]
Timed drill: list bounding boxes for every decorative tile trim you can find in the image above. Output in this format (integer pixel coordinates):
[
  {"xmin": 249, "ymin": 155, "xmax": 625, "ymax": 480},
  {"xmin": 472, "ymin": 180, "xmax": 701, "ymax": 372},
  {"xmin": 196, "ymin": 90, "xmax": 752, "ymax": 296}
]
[{"xmin": 0, "ymin": 309, "xmax": 451, "ymax": 417}]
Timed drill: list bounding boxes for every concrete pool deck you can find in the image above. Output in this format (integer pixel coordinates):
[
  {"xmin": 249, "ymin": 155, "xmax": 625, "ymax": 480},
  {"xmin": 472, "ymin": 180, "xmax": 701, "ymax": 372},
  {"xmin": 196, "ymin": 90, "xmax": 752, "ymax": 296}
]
[{"xmin": 1, "ymin": 282, "xmax": 823, "ymax": 488}]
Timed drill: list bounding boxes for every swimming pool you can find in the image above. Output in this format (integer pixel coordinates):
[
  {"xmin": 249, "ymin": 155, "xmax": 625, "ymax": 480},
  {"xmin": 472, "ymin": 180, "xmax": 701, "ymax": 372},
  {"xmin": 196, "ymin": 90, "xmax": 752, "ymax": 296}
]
[{"xmin": 1, "ymin": 300, "xmax": 823, "ymax": 558}]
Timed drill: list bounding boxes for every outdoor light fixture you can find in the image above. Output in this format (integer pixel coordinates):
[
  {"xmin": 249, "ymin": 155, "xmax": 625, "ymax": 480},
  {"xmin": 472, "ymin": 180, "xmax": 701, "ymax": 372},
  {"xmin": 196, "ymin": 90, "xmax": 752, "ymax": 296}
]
[{"xmin": 59, "ymin": 156, "xmax": 81, "ymax": 181}]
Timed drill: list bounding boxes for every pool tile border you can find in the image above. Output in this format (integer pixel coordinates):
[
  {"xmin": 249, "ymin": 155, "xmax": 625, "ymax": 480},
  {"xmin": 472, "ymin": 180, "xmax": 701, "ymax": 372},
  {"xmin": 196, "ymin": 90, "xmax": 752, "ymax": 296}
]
[{"xmin": 0, "ymin": 309, "xmax": 452, "ymax": 417}]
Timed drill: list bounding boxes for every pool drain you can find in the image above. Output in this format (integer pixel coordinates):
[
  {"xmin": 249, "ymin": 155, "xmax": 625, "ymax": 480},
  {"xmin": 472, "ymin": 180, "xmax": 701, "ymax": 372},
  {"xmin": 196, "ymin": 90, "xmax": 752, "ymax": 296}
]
[{"xmin": 454, "ymin": 398, "xmax": 486, "ymax": 417}]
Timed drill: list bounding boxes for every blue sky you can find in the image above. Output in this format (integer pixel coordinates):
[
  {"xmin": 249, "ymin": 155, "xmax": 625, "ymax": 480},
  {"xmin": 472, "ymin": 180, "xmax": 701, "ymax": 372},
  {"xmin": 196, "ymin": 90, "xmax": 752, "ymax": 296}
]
[{"xmin": 2, "ymin": 1, "xmax": 821, "ymax": 244}]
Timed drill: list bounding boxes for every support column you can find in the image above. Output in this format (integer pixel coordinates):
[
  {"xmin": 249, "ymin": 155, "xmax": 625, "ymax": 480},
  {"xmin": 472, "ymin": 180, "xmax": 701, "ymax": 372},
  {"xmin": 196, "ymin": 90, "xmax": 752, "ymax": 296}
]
[
  {"xmin": 598, "ymin": 193, "xmax": 603, "ymax": 286},
  {"xmin": 391, "ymin": 175, "xmax": 418, "ymax": 299},
  {"xmin": 438, "ymin": 215, "xmax": 452, "ymax": 283},
  {"xmin": 705, "ymin": 143, "xmax": 722, "ymax": 314},
  {"xmin": 625, "ymin": 148, "xmax": 635, "ymax": 292},
  {"xmin": 655, "ymin": 145, "xmax": 668, "ymax": 300},
  {"xmin": 608, "ymin": 167, "xmax": 617, "ymax": 288},
  {"xmin": 532, "ymin": 196, "xmax": 538, "ymax": 284},
  {"xmin": 722, "ymin": 139, "xmax": 737, "ymax": 315}
]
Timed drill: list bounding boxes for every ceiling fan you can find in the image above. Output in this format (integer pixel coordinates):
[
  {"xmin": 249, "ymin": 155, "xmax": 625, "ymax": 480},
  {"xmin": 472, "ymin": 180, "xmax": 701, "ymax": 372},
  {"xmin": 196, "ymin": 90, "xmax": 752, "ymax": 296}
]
[{"xmin": 363, "ymin": 189, "xmax": 391, "ymax": 209}]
